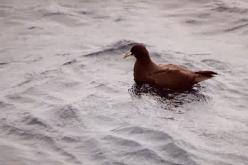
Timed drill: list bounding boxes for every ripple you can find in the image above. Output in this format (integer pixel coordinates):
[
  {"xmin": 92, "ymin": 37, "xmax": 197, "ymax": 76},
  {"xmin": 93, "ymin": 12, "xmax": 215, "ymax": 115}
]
[
  {"xmin": 201, "ymin": 59, "xmax": 229, "ymax": 71},
  {"xmin": 83, "ymin": 40, "xmax": 137, "ymax": 57},
  {"xmin": 129, "ymin": 83, "xmax": 208, "ymax": 110},
  {"xmin": 0, "ymin": 123, "xmax": 82, "ymax": 164},
  {"xmin": 62, "ymin": 59, "xmax": 77, "ymax": 66},
  {"xmin": 224, "ymin": 22, "xmax": 248, "ymax": 32},
  {"xmin": 159, "ymin": 143, "xmax": 197, "ymax": 165},
  {"xmin": 57, "ymin": 105, "xmax": 80, "ymax": 121},
  {"xmin": 112, "ymin": 126, "xmax": 172, "ymax": 143},
  {"xmin": 102, "ymin": 135, "xmax": 142, "ymax": 148},
  {"xmin": 211, "ymin": 2, "xmax": 248, "ymax": 14},
  {"xmin": 22, "ymin": 114, "xmax": 50, "ymax": 129},
  {"xmin": 123, "ymin": 148, "xmax": 174, "ymax": 165}
]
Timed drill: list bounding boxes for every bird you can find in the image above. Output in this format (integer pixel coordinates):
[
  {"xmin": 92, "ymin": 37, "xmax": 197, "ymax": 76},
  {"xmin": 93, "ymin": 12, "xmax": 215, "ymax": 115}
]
[{"xmin": 123, "ymin": 44, "xmax": 217, "ymax": 91}]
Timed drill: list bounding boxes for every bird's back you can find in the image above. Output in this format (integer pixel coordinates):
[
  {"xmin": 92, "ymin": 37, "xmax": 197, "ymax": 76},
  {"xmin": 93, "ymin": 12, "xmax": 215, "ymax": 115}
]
[{"xmin": 150, "ymin": 64, "xmax": 196, "ymax": 90}]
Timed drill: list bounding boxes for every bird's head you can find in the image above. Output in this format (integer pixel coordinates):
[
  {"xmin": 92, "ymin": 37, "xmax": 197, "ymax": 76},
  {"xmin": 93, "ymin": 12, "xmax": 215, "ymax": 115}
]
[{"xmin": 123, "ymin": 44, "xmax": 150, "ymax": 60}]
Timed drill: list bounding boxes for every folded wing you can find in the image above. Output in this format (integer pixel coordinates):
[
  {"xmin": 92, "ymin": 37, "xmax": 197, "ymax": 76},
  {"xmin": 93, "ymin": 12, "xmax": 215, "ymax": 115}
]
[{"xmin": 150, "ymin": 64, "xmax": 196, "ymax": 90}]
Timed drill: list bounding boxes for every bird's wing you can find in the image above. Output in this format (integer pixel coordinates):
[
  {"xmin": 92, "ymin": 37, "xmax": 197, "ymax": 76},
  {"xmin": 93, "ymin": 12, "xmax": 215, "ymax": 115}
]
[
  {"xmin": 150, "ymin": 64, "xmax": 195, "ymax": 88},
  {"xmin": 158, "ymin": 64, "xmax": 188, "ymax": 71}
]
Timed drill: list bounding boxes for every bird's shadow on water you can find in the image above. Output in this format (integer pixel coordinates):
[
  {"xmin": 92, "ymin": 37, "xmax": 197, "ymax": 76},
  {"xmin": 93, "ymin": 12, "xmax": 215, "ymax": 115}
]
[{"xmin": 128, "ymin": 83, "xmax": 208, "ymax": 111}]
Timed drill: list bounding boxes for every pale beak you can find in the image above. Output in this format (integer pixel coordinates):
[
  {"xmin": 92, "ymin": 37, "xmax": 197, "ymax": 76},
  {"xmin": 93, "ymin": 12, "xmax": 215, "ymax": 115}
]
[{"xmin": 123, "ymin": 51, "xmax": 133, "ymax": 59}]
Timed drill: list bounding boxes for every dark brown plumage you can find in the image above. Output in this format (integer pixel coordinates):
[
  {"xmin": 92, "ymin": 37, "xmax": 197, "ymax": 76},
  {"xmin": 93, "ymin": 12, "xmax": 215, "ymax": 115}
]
[{"xmin": 124, "ymin": 44, "xmax": 217, "ymax": 90}]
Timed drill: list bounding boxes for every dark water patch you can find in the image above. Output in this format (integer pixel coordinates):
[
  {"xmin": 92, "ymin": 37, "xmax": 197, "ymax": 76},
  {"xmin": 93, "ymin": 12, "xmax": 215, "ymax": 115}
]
[
  {"xmin": 185, "ymin": 19, "xmax": 202, "ymax": 25},
  {"xmin": 28, "ymin": 26, "xmax": 36, "ymax": 30},
  {"xmin": 56, "ymin": 52, "xmax": 70, "ymax": 56},
  {"xmin": 0, "ymin": 101, "xmax": 9, "ymax": 108},
  {"xmin": 0, "ymin": 4, "xmax": 13, "ymax": 9},
  {"xmin": 40, "ymin": 69, "xmax": 62, "ymax": 78},
  {"xmin": 189, "ymin": 53, "xmax": 211, "ymax": 56},
  {"xmin": 26, "ymin": 118, "xmax": 48, "ymax": 128},
  {"xmin": 129, "ymin": 83, "xmax": 207, "ymax": 110},
  {"xmin": 27, "ymin": 26, "xmax": 43, "ymax": 30},
  {"xmin": 22, "ymin": 114, "xmax": 50, "ymax": 129},
  {"xmin": 57, "ymin": 105, "xmax": 80, "ymax": 121},
  {"xmin": 78, "ymin": 10, "xmax": 93, "ymax": 16},
  {"xmin": 0, "ymin": 62, "xmax": 8, "ymax": 65},
  {"xmin": 63, "ymin": 59, "xmax": 77, "ymax": 66},
  {"xmin": 224, "ymin": 22, "xmax": 248, "ymax": 32},
  {"xmin": 166, "ymin": 10, "xmax": 211, "ymax": 21},
  {"xmin": 0, "ymin": 9, "xmax": 8, "ymax": 17},
  {"xmin": 196, "ymin": 12, "xmax": 212, "ymax": 19},
  {"xmin": 61, "ymin": 135, "xmax": 82, "ymax": 143},
  {"xmin": 77, "ymin": 9, "xmax": 111, "ymax": 20},
  {"xmin": 15, "ymin": 78, "xmax": 33, "ymax": 87},
  {"xmin": 6, "ymin": 93, "xmax": 34, "ymax": 103},
  {"xmin": 93, "ymin": 15, "xmax": 111, "ymax": 20},
  {"xmin": 55, "ymin": 78, "xmax": 81, "ymax": 88},
  {"xmin": 43, "ymin": 11, "xmax": 68, "ymax": 17},
  {"xmin": 102, "ymin": 161, "xmax": 128, "ymax": 165},
  {"xmin": 1, "ymin": 123, "xmax": 54, "ymax": 142},
  {"xmin": 114, "ymin": 17, "xmax": 125, "ymax": 22},
  {"xmin": 211, "ymin": 2, "xmax": 248, "ymax": 14}
]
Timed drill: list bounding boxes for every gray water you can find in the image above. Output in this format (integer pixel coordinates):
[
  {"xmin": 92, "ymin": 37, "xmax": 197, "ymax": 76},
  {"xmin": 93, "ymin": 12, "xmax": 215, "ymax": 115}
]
[{"xmin": 0, "ymin": 0, "xmax": 248, "ymax": 165}]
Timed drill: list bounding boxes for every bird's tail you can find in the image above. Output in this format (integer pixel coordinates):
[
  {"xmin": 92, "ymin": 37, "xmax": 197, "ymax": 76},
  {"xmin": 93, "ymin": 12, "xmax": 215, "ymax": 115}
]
[{"xmin": 194, "ymin": 71, "xmax": 218, "ymax": 83}]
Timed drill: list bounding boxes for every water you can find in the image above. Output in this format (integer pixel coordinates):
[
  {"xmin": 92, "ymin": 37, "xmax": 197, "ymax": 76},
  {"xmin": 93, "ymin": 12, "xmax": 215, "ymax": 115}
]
[{"xmin": 0, "ymin": 0, "xmax": 248, "ymax": 165}]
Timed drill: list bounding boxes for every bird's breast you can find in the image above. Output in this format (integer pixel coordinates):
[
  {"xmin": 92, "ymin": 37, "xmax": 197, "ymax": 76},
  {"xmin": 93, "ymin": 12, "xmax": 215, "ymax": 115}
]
[{"xmin": 133, "ymin": 61, "xmax": 156, "ymax": 83}]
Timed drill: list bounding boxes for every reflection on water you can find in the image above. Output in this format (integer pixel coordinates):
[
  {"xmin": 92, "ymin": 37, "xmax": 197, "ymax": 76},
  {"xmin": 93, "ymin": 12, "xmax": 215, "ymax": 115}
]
[{"xmin": 129, "ymin": 83, "xmax": 208, "ymax": 109}]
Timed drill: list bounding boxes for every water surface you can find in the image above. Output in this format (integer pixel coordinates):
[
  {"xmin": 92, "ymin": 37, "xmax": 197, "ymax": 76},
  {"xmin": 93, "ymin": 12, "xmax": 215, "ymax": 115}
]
[{"xmin": 0, "ymin": 0, "xmax": 248, "ymax": 165}]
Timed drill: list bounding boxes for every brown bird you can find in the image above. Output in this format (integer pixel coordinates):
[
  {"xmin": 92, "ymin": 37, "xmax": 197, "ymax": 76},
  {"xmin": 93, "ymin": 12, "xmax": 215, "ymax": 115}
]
[{"xmin": 124, "ymin": 44, "xmax": 217, "ymax": 90}]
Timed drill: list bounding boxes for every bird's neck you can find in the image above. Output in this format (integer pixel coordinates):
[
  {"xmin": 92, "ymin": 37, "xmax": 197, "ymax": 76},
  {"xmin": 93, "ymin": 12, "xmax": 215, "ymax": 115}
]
[
  {"xmin": 136, "ymin": 55, "xmax": 153, "ymax": 64},
  {"xmin": 134, "ymin": 57, "xmax": 157, "ymax": 72},
  {"xmin": 134, "ymin": 57, "xmax": 157, "ymax": 83}
]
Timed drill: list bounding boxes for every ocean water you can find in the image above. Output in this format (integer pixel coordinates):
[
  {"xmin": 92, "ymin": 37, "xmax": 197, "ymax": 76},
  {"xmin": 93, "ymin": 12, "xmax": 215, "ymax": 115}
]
[{"xmin": 0, "ymin": 0, "xmax": 248, "ymax": 165}]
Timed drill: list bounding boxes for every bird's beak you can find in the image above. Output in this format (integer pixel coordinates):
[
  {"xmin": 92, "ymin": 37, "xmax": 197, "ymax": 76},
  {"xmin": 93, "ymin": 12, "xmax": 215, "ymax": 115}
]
[{"xmin": 123, "ymin": 51, "xmax": 133, "ymax": 59}]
